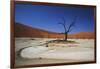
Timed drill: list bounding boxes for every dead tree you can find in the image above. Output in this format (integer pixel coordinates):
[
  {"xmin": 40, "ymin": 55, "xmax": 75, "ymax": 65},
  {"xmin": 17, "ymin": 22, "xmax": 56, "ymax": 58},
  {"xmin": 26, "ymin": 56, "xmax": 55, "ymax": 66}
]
[{"xmin": 58, "ymin": 17, "xmax": 77, "ymax": 41}]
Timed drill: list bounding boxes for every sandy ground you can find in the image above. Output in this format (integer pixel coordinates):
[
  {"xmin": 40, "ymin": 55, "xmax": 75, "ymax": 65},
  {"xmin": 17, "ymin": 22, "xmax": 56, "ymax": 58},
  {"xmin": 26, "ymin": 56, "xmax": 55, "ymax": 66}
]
[{"xmin": 15, "ymin": 38, "xmax": 95, "ymax": 66}]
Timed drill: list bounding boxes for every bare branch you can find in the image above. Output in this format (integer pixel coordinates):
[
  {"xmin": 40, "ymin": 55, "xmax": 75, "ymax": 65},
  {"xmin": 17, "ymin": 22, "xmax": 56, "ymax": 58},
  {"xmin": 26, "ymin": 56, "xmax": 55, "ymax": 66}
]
[
  {"xmin": 67, "ymin": 16, "xmax": 77, "ymax": 33},
  {"xmin": 61, "ymin": 17, "xmax": 66, "ymax": 24},
  {"xmin": 58, "ymin": 22, "xmax": 67, "ymax": 32}
]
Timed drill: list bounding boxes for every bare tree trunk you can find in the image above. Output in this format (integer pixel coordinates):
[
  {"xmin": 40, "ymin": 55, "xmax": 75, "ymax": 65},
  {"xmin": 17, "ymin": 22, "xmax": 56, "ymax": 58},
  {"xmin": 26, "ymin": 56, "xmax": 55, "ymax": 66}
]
[{"xmin": 65, "ymin": 32, "xmax": 68, "ymax": 41}]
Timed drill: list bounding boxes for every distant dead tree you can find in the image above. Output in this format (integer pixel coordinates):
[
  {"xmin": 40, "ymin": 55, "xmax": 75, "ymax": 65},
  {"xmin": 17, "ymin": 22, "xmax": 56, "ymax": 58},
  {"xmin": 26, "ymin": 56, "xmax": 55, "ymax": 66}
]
[{"xmin": 58, "ymin": 16, "xmax": 77, "ymax": 41}]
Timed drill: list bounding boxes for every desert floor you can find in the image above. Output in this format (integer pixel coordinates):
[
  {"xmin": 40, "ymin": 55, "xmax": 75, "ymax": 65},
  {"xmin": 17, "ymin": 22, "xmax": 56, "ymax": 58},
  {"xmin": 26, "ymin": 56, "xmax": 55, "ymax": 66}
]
[{"xmin": 15, "ymin": 38, "xmax": 95, "ymax": 66}]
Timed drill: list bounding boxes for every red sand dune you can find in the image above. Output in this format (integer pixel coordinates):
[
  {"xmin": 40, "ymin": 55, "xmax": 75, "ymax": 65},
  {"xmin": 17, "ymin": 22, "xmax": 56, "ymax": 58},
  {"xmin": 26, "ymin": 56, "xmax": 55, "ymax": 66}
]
[{"xmin": 15, "ymin": 23, "xmax": 95, "ymax": 39}]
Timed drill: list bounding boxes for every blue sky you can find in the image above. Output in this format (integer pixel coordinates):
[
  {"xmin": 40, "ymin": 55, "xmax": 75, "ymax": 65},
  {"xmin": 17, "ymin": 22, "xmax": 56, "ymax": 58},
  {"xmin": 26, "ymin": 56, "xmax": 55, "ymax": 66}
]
[{"xmin": 15, "ymin": 3, "xmax": 95, "ymax": 34}]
